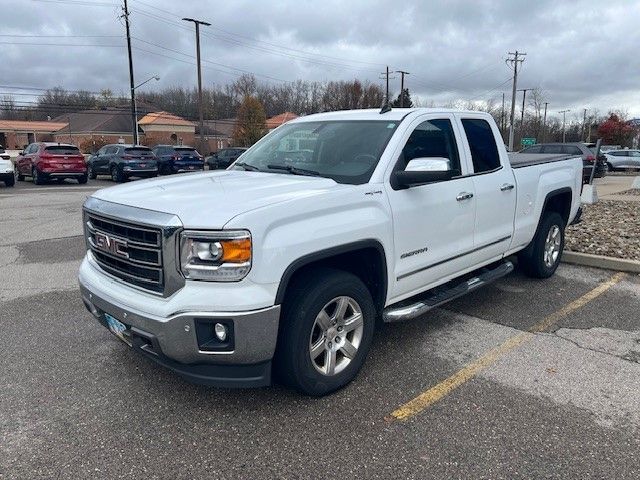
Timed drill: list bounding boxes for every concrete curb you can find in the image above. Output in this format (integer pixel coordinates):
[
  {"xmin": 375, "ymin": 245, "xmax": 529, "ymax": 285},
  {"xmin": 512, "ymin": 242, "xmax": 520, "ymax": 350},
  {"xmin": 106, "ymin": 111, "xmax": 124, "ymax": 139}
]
[{"xmin": 562, "ymin": 251, "xmax": 640, "ymax": 273}]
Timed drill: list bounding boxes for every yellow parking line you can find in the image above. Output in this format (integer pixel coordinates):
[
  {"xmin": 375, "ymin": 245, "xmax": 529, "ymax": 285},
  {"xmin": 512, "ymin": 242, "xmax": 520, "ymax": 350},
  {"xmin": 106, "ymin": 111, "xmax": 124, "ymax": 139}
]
[{"xmin": 389, "ymin": 272, "xmax": 626, "ymax": 421}]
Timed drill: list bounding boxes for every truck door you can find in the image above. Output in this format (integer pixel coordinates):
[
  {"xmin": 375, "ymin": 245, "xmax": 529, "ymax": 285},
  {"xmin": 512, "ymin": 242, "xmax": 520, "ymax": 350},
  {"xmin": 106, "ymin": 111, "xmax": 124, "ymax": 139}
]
[
  {"xmin": 457, "ymin": 115, "xmax": 516, "ymax": 264},
  {"xmin": 385, "ymin": 115, "xmax": 476, "ymax": 299}
]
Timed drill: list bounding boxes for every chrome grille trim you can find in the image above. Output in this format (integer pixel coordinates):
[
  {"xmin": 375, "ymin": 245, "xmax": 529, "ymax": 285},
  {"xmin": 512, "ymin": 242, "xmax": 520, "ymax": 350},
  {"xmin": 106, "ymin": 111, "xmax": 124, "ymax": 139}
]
[{"xmin": 83, "ymin": 197, "xmax": 184, "ymax": 297}]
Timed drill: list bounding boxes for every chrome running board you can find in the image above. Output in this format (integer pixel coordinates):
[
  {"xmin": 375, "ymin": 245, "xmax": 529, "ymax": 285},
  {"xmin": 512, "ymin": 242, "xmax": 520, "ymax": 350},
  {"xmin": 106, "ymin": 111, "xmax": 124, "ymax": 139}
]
[{"xmin": 382, "ymin": 260, "xmax": 514, "ymax": 323}]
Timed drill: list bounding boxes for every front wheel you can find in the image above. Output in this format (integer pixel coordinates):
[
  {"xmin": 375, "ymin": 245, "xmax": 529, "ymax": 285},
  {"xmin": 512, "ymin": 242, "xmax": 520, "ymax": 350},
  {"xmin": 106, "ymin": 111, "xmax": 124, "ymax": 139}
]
[
  {"xmin": 518, "ymin": 212, "xmax": 565, "ymax": 278},
  {"xmin": 275, "ymin": 268, "xmax": 375, "ymax": 396},
  {"xmin": 88, "ymin": 164, "xmax": 97, "ymax": 179}
]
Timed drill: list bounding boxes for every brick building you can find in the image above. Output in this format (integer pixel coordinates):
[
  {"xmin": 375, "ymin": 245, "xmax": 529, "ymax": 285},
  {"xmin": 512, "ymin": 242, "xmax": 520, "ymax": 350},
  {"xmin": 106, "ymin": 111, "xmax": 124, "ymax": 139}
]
[{"xmin": 0, "ymin": 120, "xmax": 68, "ymax": 150}]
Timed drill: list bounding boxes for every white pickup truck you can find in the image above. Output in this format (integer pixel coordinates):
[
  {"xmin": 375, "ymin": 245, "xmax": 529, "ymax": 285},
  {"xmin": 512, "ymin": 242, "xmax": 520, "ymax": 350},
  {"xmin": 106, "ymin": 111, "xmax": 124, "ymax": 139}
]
[{"xmin": 79, "ymin": 108, "xmax": 583, "ymax": 395}]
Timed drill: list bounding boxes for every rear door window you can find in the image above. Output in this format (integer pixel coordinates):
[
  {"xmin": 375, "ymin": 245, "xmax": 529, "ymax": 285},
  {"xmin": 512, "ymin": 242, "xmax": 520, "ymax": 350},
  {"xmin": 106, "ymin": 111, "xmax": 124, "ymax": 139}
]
[
  {"xmin": 461, "ymin": 118, "xmax": 501, "ymax": 173},
  {"xmin": 44, "ymin": 146, "xmax": 80, "ymax": 155}
]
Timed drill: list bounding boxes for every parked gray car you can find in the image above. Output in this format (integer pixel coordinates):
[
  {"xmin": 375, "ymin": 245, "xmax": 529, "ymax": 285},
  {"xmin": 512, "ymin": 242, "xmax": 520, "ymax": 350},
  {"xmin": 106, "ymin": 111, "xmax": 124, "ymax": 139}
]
[
  {"xmin": 603, "ymin": 149, "xmax": 640, "ymax": 171},
  {"xmin": 519, "ymin": 142, "xmax": 606, "ymax": 181}
]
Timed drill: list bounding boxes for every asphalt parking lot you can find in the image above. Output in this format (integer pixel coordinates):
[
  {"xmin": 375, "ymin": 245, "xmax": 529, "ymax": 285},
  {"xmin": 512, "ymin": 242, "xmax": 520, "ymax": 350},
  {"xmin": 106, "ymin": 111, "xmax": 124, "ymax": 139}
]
[{"xmin": 1, "ymin": 179, "xmax": 639, "ymax": 479}]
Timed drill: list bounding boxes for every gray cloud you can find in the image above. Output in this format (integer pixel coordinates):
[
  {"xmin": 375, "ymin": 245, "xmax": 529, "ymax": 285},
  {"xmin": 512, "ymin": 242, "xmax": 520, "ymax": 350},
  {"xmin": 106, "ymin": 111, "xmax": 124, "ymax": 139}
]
[{"xmin": 3, "ymin": 0, "xmax": 639, "ymax": 121}]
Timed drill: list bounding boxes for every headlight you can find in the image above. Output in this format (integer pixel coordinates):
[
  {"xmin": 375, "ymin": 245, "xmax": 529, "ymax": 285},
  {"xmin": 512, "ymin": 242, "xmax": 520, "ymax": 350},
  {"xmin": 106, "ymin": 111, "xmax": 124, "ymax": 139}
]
[{"xmin": 180, "ymin": 230, "xmax": 251, "ymax": 281}]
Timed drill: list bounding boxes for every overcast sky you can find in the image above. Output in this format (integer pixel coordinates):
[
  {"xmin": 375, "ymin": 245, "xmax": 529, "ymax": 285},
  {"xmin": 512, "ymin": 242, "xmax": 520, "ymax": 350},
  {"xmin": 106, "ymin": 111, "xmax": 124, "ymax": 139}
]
[{"xmin": 3, "ymin": 0, "xmax": 640, "ymax": 121}]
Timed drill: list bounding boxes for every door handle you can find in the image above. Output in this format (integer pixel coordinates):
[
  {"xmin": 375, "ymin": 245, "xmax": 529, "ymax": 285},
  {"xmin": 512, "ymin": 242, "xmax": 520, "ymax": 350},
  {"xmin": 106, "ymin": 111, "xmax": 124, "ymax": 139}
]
[
  {"xmin": 456, "ymin": 192, "xmax": 474, "ymax": 201},
  {"xmin": 500, "ymin": 183, "xmax": 515, "ymax": 191}
]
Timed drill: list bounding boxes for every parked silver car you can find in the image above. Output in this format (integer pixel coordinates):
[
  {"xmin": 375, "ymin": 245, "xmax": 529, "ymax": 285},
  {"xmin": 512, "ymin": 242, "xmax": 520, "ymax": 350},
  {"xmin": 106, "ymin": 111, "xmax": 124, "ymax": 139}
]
[{"xmin": 604, "ymin": 149, "xmax": 640, "ymax": 171}]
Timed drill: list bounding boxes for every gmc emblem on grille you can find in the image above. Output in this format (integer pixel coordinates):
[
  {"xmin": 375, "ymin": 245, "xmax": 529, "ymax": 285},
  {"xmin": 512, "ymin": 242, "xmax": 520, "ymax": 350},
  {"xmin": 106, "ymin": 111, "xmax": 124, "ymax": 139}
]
[{"xmin": 94, "ymin": 232, "xmax": 129, "ymax": 259}]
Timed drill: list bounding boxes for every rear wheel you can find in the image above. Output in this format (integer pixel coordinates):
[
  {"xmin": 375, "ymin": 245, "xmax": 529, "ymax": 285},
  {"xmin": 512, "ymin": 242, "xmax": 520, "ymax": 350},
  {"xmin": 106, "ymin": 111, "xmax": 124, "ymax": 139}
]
[
  {"xmin": 77, "ymin": 174, "xmax": 88, "ymax": 184},
  {"xmin": 275, "ymin": 268, "xmax": 375, "ymax": 396},
  {"xmin": 5, "ymin": 175, "xmax": 15, "ymax": 187},
  {"xmin": 17, "ymin": 171, "xmax": 24, "ymax": 181},
  {"xmin": 32, "ymin": 167, "xmax": 44, "ymax": 185},
  {"xmin": 110, "ymin": 165, "xmax": 125, "ymax": 183},
  {"xmin": 518, "ymin": 212, "xmax": 565, "ymax": 278}
]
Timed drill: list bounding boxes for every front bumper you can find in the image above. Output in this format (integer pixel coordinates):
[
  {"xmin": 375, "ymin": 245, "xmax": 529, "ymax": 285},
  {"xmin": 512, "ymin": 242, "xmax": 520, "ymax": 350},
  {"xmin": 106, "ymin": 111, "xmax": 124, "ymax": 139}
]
[{"xmin": 79, "ymin": 271, "xmax": 280, "ymax": 388}]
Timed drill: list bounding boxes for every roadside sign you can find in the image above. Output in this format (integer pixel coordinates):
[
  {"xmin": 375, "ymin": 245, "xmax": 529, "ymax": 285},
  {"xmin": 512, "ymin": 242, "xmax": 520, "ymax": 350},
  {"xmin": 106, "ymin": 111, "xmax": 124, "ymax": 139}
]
[{"xmin": 521, "ymin": 137, "xmax": 536, "ymax": 146}]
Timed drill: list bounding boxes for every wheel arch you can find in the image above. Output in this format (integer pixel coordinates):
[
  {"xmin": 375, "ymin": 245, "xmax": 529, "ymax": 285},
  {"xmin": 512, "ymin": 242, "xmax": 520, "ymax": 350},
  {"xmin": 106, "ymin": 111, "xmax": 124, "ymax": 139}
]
[
  {"xmin": 275, "ymin": 240, "xmax": 388, "ymax": 314},
  {"xmin": 540, "ymin": 187, "xmax": 572, "ymax": 226}
]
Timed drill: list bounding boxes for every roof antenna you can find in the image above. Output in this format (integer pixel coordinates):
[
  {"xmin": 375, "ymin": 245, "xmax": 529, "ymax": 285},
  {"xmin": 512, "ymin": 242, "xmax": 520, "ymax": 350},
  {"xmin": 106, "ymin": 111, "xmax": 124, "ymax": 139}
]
[{"xmin": 379, "ymin": 100, "xmax": 392, "ymax": 114}]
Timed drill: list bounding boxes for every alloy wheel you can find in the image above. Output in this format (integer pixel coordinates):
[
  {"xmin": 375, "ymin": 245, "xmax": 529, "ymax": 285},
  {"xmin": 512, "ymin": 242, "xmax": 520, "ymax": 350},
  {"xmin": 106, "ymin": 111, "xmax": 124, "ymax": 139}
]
[
  {"xmin": 543, "ymin": 224, "xmax": 562, "ymax": 268},
  {"xmin": 308, "ymin": 296, "xmax": 364, "ymax": 376}
]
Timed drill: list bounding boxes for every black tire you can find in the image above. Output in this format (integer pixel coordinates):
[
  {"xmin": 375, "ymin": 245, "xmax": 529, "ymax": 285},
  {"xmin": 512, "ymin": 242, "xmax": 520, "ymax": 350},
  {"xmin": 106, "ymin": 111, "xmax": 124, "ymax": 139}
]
[
  {"xmin": 518, "ymin": 212, "xmax": 565, "ymax": 279},
  {"xmin": 110, "ymin": 165, "xmax": 125, "ymax": 183},
  {"xmin": 5, "ymin": 175, "xmax": 15, "ymax": 187},
  {"xmin": 77, "ymin": 174, "xmax": 88, "ymax": 184},
  {"xmin": 606, "ymin": 162, "xmax": 614, "ymax": 173},
  {"xmin": 32, "ymin": 167, "xmax": 44, "ymax": 185},
  {"xmin": 274, "ymin": 268, "xmax": 376, "ymax": 396},
  {"xmin": 88, "ymin": 164, "xmax": 97, "ymax": 179},
  {"xmin": 17, "ymin": 171, "xmax": 24, "ymax": 181}
]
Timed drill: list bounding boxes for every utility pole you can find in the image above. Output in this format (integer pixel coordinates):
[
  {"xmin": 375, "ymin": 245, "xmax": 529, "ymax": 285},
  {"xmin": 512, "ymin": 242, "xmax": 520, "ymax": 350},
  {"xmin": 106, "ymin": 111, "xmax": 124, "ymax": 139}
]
[
  {"xmin": 183, "ymin": 17, "xmax": 211, "ymax": 154},
  {"xmin": 559, "ymin": 109, "xmax": 570, "ymax": 143},
  {"xmin": 581, "ymin": 108, "xmax": 588, "ymax": 141},
  {"xmin": 501, "ymin": 92, "xmax": 506, "ymax": 133},
  {"xmin": 517, "ymin": 88, "xmax": 530, "ymax": 129},
  {"xmin": 122, "ymin": 0, "xmax": 137, "ymax": 144},
  {"xmin": 379, "ymin": 66, "xmax": 395, "ymax": 105},
  {"xmin": 506, "ymin": 51, "xmax": 526, "ymax": 151},
  {"xmin": 542, "ymin": 102, "xmax": 548, "ymax": 142},
  {"xmin": 395, "ymin": 70, "xmax": 410, "ymax": 107}
]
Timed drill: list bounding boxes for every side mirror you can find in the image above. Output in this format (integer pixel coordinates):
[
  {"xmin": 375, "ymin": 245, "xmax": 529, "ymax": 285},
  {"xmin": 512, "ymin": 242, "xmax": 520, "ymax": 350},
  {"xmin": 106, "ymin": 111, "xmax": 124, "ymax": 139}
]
[{"xmin": 392, "ymin": 157, "xmax": 456, "ymax": 189}]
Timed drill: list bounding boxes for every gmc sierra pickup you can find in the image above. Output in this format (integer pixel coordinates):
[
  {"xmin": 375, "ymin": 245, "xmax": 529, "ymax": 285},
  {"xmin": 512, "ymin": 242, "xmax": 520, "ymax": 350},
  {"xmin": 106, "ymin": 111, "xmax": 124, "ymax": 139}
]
[{"xmin": 79, "ymin": 108, "xmax": 583, "ymax": 396}]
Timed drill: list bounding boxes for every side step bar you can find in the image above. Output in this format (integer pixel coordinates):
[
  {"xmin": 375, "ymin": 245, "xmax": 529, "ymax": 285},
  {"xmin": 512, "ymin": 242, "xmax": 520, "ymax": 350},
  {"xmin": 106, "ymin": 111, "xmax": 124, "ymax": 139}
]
[{"xmin": 382, "ymin": 260, "xmax": 514, "ymax": 323}]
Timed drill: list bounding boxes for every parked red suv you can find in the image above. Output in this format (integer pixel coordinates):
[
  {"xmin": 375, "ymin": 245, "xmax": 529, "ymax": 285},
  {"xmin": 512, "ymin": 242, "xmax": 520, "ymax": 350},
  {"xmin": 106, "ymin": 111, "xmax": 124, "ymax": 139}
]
[{"xmin": 16, "ymin": 142, "xmax": 88, "ymax": 185}]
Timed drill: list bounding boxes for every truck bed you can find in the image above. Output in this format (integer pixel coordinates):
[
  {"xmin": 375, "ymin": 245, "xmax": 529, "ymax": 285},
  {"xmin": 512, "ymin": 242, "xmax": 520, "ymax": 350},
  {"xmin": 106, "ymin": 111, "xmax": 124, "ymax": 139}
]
[{"xmin": 508, "ymin": 153, "xmax": 579, "ymax": 168}]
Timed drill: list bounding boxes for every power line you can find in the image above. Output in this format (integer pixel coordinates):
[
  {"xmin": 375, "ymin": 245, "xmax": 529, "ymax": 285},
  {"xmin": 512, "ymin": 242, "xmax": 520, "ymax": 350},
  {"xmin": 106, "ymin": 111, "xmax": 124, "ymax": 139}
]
[{"xmin": 395, "ymin": 70, "xmax": 410, "ymax": 107}]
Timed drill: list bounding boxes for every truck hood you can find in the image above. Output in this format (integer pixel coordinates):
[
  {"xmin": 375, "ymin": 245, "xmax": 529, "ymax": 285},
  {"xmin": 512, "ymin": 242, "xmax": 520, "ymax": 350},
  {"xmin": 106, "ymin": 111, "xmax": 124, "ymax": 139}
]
[{"xmin": 91, "ymin": 170, "xmax": 346, "ymax": 228}]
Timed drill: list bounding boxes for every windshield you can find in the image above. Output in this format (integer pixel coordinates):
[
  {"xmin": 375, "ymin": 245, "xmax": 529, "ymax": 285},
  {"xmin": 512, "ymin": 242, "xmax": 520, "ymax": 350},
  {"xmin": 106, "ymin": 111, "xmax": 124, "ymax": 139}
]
[{"xmin": 231, "ymin": 120, "xmax": 399, "ymax": 185}]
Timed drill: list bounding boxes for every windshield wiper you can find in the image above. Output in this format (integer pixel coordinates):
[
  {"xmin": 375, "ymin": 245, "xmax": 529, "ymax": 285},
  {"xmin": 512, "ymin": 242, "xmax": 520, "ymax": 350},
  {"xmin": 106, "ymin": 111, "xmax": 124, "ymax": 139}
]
[
  {"xmin": 234, "ymin": 162, "xmax": 261, "ymax": 171},
  {"xmin": 267, "ymin": 164, "xmax": 321, "ymax": 177}
]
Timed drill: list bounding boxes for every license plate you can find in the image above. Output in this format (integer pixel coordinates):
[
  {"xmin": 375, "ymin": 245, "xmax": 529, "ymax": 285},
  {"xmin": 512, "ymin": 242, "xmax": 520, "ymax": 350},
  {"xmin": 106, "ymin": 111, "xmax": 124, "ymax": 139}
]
[
  {"xmin": 105, "ymin": 313, "xmax": 132, "ymax": 346},
  {"xmin": 139, "ymin": 163, "xmax": 147, "ymax": 168},
  {"xmin": 188, "ymin": 165, "xmax": 195, "ymax": 170}
]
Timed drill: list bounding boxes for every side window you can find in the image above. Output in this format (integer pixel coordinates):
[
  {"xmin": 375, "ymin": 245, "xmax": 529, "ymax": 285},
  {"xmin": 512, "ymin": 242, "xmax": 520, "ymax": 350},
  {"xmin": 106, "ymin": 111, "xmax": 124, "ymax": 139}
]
[
  {"xmin": 399, "ymin": 119, "xmax": 461, "ymax": 173},
  {"xmin": 26, "ymin": 144, "xmax": 35, "ymax": 154},
  {"xmin": 564, "ymin": 146, "xmax": 583, "ymax": 155},
  {"xmin": 461, "ymin": 119, "xmax": 501, "ymax": 173},
  {"xmin": 542, "ymin": 145, "xmax": 563, "ymax": 154},
  {"xmin": 523, "ymin": 145, "xmax": 542, "ymax": 153}
]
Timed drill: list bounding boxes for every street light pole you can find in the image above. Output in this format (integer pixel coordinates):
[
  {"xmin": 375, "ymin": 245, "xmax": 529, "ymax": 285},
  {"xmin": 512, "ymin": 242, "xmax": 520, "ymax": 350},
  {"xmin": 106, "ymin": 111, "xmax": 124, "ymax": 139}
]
[
  {"xmin": 183, "ymin": 17, "xmax": 211, "ymax": 154},
  {"xmin": 133, "ymin": 75, "xmax": 160, "ymax": 145},
  {"xmin": 559, "ymin": 109, "xmax": 570, "ymax": 143}
]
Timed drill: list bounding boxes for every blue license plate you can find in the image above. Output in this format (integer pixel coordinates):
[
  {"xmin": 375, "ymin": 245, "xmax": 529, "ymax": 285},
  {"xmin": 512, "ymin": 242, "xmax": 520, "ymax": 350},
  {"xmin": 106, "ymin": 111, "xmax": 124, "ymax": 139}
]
[{"xmin": 105, "ymin": 313, "xmax": 132, "ymax": 346}]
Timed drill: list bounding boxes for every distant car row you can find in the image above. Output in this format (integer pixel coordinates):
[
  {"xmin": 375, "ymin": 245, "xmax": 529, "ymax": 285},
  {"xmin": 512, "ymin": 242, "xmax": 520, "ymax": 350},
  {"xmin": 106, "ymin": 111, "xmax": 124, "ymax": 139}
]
[
  {"xmin": 3, "ymin": 142, "xmax": 248, "ymax": 187},
  {"xmin": 519, "ymin": 142, "xmax": 607, "ymax": 182},
  {"xmin": 519, "ymin": 142, "xmax": 640, "ymax": 179}
]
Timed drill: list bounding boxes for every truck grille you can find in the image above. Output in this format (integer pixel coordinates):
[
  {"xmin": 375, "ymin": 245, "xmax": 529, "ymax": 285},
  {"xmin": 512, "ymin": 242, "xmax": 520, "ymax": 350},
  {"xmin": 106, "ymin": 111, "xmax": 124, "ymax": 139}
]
[{"xmin": 85, "ymin": 214, "xmax": 164, "ymax": 293}]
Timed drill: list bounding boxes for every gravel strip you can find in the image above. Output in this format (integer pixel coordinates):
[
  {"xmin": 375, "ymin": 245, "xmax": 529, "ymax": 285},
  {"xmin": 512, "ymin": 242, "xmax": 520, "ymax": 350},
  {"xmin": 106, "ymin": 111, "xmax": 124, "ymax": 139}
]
[
  {"xmin": 617, "ymin": 189, "xmax": 640, "ymax": 196},
  {"xmin": 566, "ymin": 200, "xmax": 640, "ymax": 261}
]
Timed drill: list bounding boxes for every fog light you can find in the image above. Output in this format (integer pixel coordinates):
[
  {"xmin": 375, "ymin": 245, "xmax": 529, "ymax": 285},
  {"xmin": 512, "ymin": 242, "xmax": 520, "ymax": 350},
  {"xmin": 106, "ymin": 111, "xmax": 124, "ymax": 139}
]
[{"xmin": 214, "ymin": 323, "xmax": 227, "ymax": 341}]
